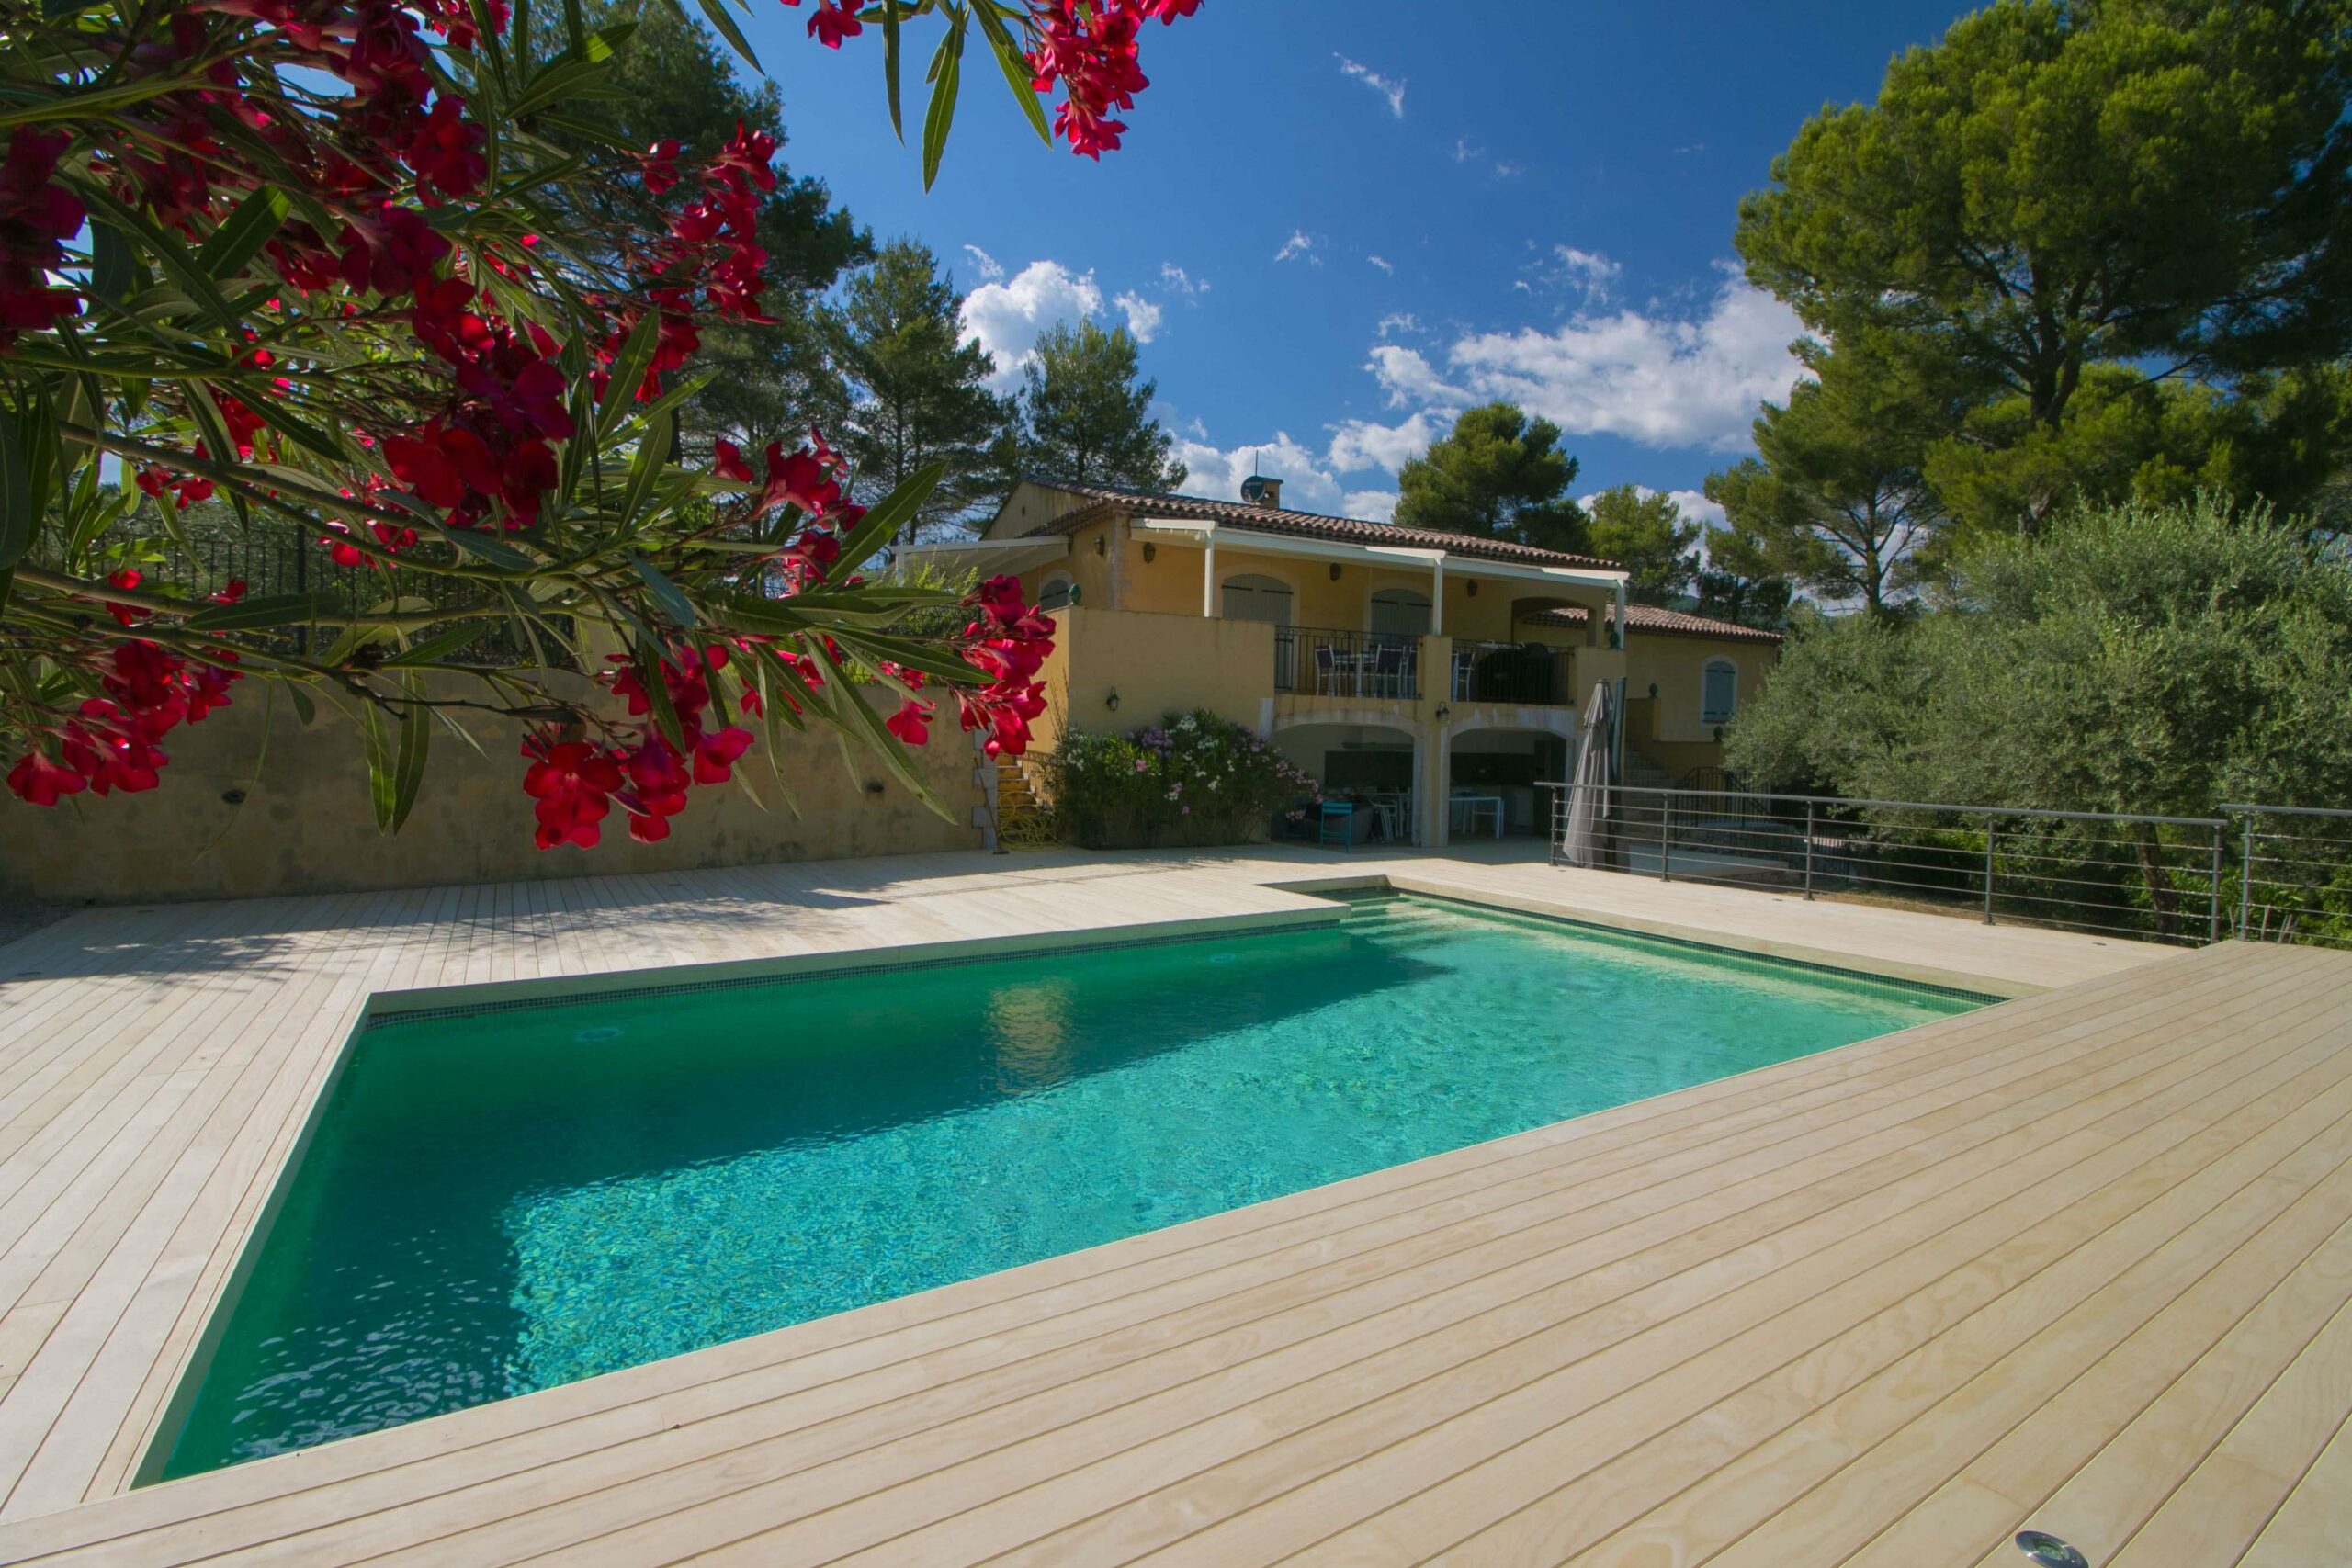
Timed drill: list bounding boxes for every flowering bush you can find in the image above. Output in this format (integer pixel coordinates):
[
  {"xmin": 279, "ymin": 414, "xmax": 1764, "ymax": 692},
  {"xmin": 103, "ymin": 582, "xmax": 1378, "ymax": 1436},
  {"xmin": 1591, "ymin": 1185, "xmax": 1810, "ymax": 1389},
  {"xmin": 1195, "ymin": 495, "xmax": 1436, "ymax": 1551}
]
[
  {"xmin": 1046, "ymin": 708, "xmax": 1318, "ymax": 848},
  {"xmin": 0, "ymin": 0, "xmax": 1197, "ymax": 845}
]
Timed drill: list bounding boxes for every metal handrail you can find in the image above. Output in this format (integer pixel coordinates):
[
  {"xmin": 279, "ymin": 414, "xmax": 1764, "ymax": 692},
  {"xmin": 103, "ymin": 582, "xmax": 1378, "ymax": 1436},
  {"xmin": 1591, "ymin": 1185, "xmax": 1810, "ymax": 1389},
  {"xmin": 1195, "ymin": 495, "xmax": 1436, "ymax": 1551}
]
[
  {"xmin": 1537, "ymin": 783, "xmax": 2226, "ymax": 831},
  {"xmin": 2219, "ymin": 802, "xmax": 2352, "ymax": 819}
]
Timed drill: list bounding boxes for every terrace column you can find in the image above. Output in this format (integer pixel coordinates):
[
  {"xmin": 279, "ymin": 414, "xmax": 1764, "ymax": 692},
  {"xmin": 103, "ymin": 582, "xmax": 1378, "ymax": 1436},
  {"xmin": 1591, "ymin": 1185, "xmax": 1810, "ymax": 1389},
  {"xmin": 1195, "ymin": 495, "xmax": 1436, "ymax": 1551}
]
[
  {"xmin": 1613, "ymin": 577, "xmax": 1626, "ymax": 649},
  {"xmin": 1430, "ymin": 556, "xmax": 1445, "ymax": 636},
  {"xmin": 1202, "ymin": 531, "xmax": 1216, "ymax": 616}
]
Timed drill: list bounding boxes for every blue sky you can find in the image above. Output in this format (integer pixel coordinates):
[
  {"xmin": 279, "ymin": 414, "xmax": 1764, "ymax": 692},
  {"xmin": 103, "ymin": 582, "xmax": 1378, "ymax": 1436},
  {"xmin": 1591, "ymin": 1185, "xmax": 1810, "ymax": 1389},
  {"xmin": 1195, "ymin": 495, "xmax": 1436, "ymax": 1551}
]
[{"xmin": 735, "ymin": 2, "xmax": 1977, "ymax": 525}]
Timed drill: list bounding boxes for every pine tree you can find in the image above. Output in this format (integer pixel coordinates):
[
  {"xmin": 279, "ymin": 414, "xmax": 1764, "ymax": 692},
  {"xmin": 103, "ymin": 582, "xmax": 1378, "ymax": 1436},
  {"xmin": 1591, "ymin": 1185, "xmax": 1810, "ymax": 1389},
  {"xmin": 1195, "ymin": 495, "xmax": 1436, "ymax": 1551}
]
[
  {"xmin": 1005, "ymin": 321, "xmax": 1186, "ymax": 492},
  {"xmin": 831, "ymin": 241, "xmax": 1010, "ymax": 542},
  {"xmin": 1392, "ymin": 403, "xmax": 1587, "ymax": 552}
]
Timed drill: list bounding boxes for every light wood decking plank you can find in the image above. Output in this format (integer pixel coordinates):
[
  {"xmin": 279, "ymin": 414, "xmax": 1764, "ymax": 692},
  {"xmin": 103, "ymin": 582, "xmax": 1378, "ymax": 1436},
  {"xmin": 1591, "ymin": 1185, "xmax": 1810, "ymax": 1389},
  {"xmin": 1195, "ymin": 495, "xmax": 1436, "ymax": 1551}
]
[{"xmin": 0, "ymin": 847, "xmax": 2335, "ymax": 1567}]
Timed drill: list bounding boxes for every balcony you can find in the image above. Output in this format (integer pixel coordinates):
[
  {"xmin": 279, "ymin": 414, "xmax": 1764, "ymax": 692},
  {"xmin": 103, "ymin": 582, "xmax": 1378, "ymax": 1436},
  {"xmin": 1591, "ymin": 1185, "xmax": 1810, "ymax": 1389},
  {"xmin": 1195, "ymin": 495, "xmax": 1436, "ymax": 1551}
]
[
  {"xmin": 1272, "ymin": 626, "xmax": 1421, "ymax": 700},
  {"xmin": 1451, "ymin": 640, "xmax": 1576, "ymax": 705}
]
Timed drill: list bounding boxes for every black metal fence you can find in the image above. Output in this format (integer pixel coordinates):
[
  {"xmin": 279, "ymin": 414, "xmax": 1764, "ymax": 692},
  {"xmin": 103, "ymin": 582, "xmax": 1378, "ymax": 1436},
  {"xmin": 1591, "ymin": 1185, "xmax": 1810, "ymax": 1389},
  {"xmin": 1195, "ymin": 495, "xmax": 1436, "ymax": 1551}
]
[
  {"xmin": 1549, "ymin": 784, "xmax": 2236, "ymax": 946},
  {"xmin": 1272, "ymin": 627, "xmax": 1420, "ymax": 699},
  {"xmin": 38, "ymin": 521, "xmax": 570, "ymax": 667},
  {"xmin": 1450, "ymin": 640, "xmax": 1574, "ymax": 705}
]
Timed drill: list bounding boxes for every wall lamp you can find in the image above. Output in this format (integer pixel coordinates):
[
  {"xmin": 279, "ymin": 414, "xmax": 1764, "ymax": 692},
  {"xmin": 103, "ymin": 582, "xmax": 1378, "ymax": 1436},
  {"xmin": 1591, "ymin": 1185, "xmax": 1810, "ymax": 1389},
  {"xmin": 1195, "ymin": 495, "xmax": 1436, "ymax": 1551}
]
[
  {"xmin": 1432, "ymin": 704, "xmax": 1452, "ymax": 725},
  {"xmin": 1105, "ymin": 690, "xmax": 1121, "ymax": 713},
  {"xmin": 1141, "ymin": 542, "xmax": 1157, "ymax": 563}
]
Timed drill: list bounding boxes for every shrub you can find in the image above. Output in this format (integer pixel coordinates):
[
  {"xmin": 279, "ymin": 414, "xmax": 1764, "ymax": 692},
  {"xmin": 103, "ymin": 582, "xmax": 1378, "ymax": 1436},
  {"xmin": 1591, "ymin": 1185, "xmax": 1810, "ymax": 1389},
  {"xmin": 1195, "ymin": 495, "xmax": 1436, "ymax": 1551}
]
[{"xmin": 1046, "ymin": 710, "xmax": 1319, "ymax": 849}]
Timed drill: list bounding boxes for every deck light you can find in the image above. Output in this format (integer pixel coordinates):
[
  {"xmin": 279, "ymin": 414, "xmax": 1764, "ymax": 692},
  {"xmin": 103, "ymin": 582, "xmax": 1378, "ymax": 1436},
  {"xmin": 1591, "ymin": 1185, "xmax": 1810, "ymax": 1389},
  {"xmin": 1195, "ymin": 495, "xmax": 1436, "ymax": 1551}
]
[{"xmin": 2014, "ymin": 1533, "xmax": 2088, "ymax": 1568}]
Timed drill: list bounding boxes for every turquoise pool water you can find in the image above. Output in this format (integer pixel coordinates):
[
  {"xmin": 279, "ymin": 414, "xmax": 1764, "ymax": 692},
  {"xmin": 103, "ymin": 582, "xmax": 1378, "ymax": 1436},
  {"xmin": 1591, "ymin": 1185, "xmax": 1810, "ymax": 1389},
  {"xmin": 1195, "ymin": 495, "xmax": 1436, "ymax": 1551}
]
[{"xmin": 159, "ymin": 897, "xmax": 1975, "ymax": 1478}]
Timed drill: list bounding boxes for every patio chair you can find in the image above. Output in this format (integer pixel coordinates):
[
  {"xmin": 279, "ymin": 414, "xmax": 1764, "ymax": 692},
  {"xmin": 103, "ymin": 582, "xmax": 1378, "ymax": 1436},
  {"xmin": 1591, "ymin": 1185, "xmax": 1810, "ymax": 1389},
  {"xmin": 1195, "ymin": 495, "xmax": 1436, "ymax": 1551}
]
[
  {"xmin": 1317, "ymin": 800, "xmax": 1356, "ymax": 852},
  {"xmin": 1313, "ymin": 643, "xmax": 1338, "ymax": 696},
  {"xmin": 1370, "ymin": 642, "xmax": 1405, "ymax": 698}
]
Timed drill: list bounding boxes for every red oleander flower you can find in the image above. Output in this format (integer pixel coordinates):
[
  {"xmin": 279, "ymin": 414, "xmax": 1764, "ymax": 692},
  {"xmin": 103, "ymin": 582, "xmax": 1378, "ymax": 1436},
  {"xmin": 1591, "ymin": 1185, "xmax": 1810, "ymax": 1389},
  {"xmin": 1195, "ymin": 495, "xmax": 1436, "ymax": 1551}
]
[
  {"xmin": 0, "ymin": 128, "xmax": 85, "ymax": 342},
  {"xmin": 885, "ymin": 698, "xmax": 933, "ymax": 745},
  {"xmin": 692, "ymin": 725, "xmax": 753, "ymax": 784},
  {"xmin": 523, "ymin": 734, "xmax": 624, "ymax": 850},
  {"xmin": 713, "ymin": 439, "xmax": 752, "ymax": 481},
  {"xmin": 6, "ymin": 751, "xmax": 85, "ymax": 807},
  {"xmin": 806, "ymin": 0, "xmax": 863, "ymax": 49}
]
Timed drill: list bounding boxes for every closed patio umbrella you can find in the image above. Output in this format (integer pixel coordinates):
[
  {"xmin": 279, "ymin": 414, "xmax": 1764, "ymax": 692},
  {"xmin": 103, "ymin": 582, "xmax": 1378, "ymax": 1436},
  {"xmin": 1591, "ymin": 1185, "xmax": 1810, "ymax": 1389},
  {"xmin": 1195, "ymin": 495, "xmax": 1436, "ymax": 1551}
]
[{"xmin": 1559, "ymin": 681, "xmax": 1614, "ymax": 866}]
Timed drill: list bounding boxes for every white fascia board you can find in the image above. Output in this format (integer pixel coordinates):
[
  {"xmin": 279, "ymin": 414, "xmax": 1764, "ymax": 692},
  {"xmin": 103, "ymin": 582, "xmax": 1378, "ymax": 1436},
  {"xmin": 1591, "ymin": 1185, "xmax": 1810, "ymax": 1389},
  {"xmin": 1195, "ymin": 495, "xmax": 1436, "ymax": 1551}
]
[{"xmin": 1130, "ymin": 519, "xmax": 1628, "ymax": 589}]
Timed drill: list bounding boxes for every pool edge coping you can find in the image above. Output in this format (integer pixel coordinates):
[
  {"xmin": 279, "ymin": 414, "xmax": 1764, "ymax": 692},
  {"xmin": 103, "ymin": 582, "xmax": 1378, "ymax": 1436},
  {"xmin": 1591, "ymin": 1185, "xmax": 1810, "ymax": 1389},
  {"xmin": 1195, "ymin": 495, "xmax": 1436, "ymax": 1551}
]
[{"xmin": 130, "ymin": 863, "xmax": 2041, "ymax": 1491}]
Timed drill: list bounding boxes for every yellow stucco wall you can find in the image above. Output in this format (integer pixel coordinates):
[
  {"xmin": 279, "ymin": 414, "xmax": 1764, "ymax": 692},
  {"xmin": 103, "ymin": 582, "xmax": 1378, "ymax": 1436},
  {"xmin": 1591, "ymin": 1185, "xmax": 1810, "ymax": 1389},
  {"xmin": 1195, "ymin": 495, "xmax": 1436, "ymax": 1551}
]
[
  {"xmin": 0, "ymin": 685, "xmax": 986, "ymax": 906},
  {"xmin": 1626, "ymin": 637, "xmax": 1778, "ymax": 746},
  {"xmin": 1032, "ymin": 604, "xmax": 1275, "ymax": 749},
  {"xmin": 1017, "ymin": 516, "xmax": 1616, "ymax": 643}
]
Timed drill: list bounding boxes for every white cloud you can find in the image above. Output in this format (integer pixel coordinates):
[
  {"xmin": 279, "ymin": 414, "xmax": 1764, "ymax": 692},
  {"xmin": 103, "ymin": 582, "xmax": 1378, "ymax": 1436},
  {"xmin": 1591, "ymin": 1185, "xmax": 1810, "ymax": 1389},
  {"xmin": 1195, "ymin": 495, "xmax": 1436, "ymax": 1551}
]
[
  {"xmin": 1545, "ymin": 245, "xmax": 1621, "ymax": 300},
  {"xmin": 1367, "ymin": 254, "xmax": 1394, "ymax": 276},
  {"xmin": 1273, "ymin": 230, "xmax": 1317, "ymax": 265},
  {"xmin": 1493, "ymin": 161, "xmax": 1525, "ymax": 180},
  {"xmin": 1345, "ymin": 490, "xmax": 1401, "ymax": 523},
  {"xmin": 960, "ymin": 243, "xmax": 1003, "ymax": 281},
  {"xmin": 1366, "ymin": 343, "xmax": 1468, "ymax": 408},
  {"xmin": 1453, "ymin": 137, "xmax": 1482, "ymax": 163},
  {"xmin": 1335, "ymin": 54, "xmax": 1406, "ymax": 118},
  {"xmin": 1172, "ymin": 431, "xmax": 1348, "ymax": 512},
  {"xmin": 1113, "ymin": 290, "xmax": 1163, "ymax": 344},
  {"xmin": 1428, "ymin": 267, "xmax": 1805, "ymax": 449},
  {"xmin": 1327, "ymin": 409, "xmax": 1453, "ymax": 475},
  {"xmin": 1159, "ymin": 262, "xmax": 1207, "ymax": 297},
  {"xmin": 1667, "ymin": 488, "xmax": 1728, "ymax": 531},
  {"xmin": 959, "ymin": 260, "xmax": 1102, "ymax": 391},
  {"xmin": 1374, "ymin": 311, "xmax": 1421, "ymax": 340}
]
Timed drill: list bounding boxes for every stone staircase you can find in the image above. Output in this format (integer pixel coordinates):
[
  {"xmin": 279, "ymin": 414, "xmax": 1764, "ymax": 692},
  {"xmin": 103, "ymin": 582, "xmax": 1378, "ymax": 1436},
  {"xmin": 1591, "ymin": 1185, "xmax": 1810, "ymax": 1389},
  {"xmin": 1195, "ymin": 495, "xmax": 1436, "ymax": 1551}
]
[
  {"xmin": 992, "ymin": 755, "xmax": 1060, "ymax": 849},
  {"xmin": 1621, "ymin": 752, "xmax": 1678, "ymax": 793}
]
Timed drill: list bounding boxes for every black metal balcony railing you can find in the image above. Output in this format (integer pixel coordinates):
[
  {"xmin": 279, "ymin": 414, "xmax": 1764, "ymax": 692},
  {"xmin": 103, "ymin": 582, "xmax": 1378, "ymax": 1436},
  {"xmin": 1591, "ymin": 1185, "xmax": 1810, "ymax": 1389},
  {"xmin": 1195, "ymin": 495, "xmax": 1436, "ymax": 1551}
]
[
  {"xmin": 1272, "ymin": 627, "xmax": 1420, "ymax": 700},
  {"xmin": 1451, "ymin": 640, "xmax": 1574, "ymax": 705}
]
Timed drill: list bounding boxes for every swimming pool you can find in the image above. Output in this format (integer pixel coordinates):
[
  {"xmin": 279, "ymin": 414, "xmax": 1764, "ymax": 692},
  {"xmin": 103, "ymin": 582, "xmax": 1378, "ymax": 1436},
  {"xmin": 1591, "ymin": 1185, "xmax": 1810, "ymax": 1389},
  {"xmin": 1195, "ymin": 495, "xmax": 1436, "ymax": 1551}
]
[{"xmin": 157, "ymin": 896, "xmax": 1978, "ymax": 1478}]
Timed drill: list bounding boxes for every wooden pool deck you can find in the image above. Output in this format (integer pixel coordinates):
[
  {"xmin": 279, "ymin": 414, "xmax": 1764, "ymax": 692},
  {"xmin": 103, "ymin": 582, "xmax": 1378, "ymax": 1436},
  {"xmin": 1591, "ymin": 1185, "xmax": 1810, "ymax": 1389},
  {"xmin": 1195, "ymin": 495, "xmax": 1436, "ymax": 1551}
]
[{"xmin": 0, "ymin": 846, "xmax": 2344, "ymax": 1563}]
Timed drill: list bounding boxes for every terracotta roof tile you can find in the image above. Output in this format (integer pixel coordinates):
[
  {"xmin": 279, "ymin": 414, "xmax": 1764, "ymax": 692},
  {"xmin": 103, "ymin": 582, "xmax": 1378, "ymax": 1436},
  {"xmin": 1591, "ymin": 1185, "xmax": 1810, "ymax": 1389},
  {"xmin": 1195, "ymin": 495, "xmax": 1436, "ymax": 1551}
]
[
  {"xmin": 1529, "ymin": 603, "xmax": 1784, "ymax": 645},
  {"xmin": 1020, "ymin": 477, "xmax": 1623, "ymax": 572}
]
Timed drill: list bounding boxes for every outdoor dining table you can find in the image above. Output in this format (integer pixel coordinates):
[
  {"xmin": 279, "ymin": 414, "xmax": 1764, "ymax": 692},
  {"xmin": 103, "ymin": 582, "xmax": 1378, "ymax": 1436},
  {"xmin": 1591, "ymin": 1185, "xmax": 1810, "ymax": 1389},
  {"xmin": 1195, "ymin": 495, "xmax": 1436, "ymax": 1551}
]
[{"xmin": 1449, "ymin": 793, "xmax": 1504, "ymax": 838}]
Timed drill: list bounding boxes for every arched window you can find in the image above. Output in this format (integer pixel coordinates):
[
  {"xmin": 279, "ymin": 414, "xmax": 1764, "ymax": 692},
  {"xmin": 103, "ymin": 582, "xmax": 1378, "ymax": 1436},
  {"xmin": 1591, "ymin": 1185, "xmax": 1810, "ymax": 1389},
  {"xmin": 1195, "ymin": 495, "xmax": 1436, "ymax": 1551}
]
[
  {"xmin": 1220, "ymin": 572, "xmax": 1294, "ymax": 625},
  {"xmin": 1369, "ymin": 588, "xmax": 1431, "ymax": 637},
  {"xmin": 1701, "ymin": 659, "xmax": 1738, "ymax": 726},
  {"xmin": 1037, "ymin": 572, "xmax": 1076, "ymax": 612}
]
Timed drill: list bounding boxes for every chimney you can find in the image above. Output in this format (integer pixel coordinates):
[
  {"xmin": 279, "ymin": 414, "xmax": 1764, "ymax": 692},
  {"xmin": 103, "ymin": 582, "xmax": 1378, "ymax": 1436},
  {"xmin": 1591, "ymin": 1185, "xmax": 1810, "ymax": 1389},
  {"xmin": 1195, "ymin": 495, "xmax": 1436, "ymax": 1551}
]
[{"xmin": 1239, "ymin": 473, "xmax": 1283, "ymax": 509}]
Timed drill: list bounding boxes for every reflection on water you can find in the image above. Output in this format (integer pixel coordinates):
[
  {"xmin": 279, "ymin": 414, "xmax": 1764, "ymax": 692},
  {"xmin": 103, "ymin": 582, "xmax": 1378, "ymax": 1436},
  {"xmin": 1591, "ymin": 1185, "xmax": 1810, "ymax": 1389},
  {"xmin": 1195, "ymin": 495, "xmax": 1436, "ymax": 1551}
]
[{"xmin": 987, "ymin": 979, "xmax": 1076, "ymax": 1091}]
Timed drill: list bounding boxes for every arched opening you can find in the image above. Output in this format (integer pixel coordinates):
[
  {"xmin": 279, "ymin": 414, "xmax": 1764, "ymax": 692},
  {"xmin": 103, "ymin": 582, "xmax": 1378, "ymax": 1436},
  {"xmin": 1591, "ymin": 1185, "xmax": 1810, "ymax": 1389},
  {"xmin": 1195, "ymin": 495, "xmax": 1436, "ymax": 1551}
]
[
  {"xmin": 1037, "ymin": 571, "xmax": 1076, "ymax": 612},
  {"xmin": 1271, "ymin": 720, "xmax": 1419, "ymax": 848},
  {"xmin": 1444, "ymin": 725, "xmax": 1573, "ymax": 842},
  {"xmin": 1219, "ymin": 571, "xmax": 1294, "ymax": 625},
  {"xmin": 1368, "ymin": 587, "xmax": 1431, "ymax": 637},
  {"xmin": 1701, "ymin": 658, "xmax": 1738, "ymax": 728}
]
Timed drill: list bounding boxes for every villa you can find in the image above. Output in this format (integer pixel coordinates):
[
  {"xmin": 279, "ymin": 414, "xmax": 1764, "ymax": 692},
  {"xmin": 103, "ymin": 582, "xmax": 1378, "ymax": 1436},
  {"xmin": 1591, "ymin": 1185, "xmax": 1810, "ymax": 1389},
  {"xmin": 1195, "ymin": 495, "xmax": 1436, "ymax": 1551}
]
[{"xmin": 907, "ymin": 476, "xmax": 1782, "ymax": 847}]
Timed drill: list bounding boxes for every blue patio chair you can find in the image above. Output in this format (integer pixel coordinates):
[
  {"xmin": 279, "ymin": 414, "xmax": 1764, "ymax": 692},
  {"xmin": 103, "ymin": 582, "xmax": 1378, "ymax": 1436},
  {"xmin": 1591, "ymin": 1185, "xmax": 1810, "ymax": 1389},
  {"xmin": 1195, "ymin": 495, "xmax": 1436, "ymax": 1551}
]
[
  {"xmin": 1317, "ymin": 800, "xmax": 1355, "ymax": 852},
  {"xmin": 1313, "ymin": 643, "xmax": 1338, "ymax": 695},
  {"xmin": 1371, "ymin": 641, "xmax": 1405, "ymax": 697}
]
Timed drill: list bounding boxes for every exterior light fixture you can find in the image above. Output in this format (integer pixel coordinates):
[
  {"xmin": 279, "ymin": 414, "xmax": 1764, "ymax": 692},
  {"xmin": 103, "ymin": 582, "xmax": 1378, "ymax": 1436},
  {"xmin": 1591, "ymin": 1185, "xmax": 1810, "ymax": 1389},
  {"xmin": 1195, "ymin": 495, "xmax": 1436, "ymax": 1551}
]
[
  {"xmin": 1465, "ymin": 580, "xmax": 1477, "ymax": 596},
  {"xmin": 1106, "ymin": 690, "xmax": 1121, "ymax": 712},
  {"xmin": 1433, "ymin": 705, "xmax": 1451, "ymax": 724},
  {"xmin": 1094, "ymin": 534, "xmax": 1106, "ymax": 555},
  {"xmin": 1141, "ymin": 542, "xmax": 1157, "ymax": 563},
  {"xmin": 1648, "ymin": 682, "xmax": 1659, "ymax": 699},
  {"xmin": 1328, "ymin": 562, "xmax": 1341, "ymax": 581}
]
